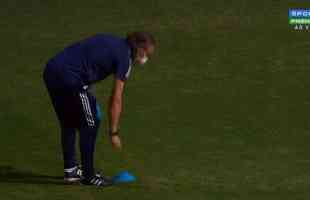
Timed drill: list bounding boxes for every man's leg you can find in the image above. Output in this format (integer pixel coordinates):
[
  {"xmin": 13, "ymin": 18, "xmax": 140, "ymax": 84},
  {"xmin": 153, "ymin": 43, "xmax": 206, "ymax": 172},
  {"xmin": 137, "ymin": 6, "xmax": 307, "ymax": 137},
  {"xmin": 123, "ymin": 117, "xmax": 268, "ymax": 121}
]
[
  {"xmin": 60, "ymin": 124, "xmax": 82, "ymax": 183},
  {"xmin": 44, "ymin": 69, "xmax": 80, "ymax": 182},
  {"xmin": 79, "ymin": 123, "xmax": 100, "ymax": 179},
  {"xmin": 61, "ymin": 125, "xmax": 77, "ymax": 170},
  {"xmin": 47, "ymin": 89, "xmax": 78, "ymax": 170},
  {"xmin": 77, "ymin": 90, "xmax": 101, "ymax": 179}
]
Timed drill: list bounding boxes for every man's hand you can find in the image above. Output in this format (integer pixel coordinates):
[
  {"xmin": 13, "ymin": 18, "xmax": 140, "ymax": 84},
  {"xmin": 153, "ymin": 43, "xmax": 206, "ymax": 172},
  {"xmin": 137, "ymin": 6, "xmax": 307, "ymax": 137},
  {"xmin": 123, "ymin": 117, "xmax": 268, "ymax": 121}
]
[{"xmin": 110, "ymin": 134, "xmax": 122, "ymax": 150}]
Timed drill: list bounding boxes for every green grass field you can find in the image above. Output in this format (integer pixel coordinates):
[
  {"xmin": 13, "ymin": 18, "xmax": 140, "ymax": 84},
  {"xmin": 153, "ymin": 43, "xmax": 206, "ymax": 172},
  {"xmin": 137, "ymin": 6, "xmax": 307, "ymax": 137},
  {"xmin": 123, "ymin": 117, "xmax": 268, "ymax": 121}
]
[{"xmin": 1, "ymin": 0, "xmax": 310, "ymax": 199}]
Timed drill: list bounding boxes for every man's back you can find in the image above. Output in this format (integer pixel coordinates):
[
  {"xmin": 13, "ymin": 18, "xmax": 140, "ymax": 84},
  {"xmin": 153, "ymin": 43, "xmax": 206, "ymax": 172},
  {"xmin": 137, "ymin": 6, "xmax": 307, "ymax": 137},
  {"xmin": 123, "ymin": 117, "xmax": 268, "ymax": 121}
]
[{"xmin": 47, "ymin": 34, "xmax": 132, "ymax": 89}]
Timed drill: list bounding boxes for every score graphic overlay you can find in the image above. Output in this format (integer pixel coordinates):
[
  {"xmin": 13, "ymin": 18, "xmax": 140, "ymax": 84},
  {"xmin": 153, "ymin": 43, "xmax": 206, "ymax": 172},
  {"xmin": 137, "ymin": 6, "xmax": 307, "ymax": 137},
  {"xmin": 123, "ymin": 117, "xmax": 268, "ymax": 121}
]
[{"xmin": 289, "ymin": 9, "xmax": 310, "ymax": 30}]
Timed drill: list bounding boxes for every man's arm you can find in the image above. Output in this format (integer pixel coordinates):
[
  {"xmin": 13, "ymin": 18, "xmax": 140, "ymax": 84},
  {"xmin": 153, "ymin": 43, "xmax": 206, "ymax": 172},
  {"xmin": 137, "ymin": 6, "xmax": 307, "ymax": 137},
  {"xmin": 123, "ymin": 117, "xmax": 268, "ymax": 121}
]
[{"xmin": 108, "ymin": 78, "xmax": 125, "ymax": 149}]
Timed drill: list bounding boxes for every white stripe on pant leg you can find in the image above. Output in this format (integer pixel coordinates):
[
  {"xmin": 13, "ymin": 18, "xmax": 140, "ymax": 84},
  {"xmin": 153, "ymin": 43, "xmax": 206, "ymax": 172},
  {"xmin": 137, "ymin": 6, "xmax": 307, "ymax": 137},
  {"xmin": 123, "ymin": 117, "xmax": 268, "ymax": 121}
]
[
  {"xmin": 79, "ymin": 93, "xmax": 94, "ymax": 126},
  {"xmin": 82, "ymin": 93, "xmax": 95, "ymax": 126},
  {"xmin": 84, "ymin": 94, "xmax": 95, "ymax": 125},
  {"xmin": 81, "ymin": 94, "xmax": 95, "ymax": 126},
  {"xmin": 83, "ymin": 93, "xmax": 95, "ymax": 124},
  {"xmin": 81, "ymin": 93, "xmax": 95, "ymax": 126},
  {"xmin": 79, "ymin": 93, "xmax": 92, "ymax": 126}
]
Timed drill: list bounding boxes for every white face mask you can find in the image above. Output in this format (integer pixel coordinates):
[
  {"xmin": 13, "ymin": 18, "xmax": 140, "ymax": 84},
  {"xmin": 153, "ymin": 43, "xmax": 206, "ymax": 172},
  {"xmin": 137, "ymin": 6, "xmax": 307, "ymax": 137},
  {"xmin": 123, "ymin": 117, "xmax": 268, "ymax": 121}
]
[{"xmin": 140, "ymin": 55, "xmax": 148, "ymax": 65}]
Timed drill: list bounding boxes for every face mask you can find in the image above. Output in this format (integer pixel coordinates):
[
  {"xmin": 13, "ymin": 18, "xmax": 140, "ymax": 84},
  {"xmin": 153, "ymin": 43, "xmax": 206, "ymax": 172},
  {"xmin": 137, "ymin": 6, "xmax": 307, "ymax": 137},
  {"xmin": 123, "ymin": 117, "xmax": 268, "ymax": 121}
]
[{"xmin": 140, "ymin": 55, "xmax": 148, "ymax": 65}]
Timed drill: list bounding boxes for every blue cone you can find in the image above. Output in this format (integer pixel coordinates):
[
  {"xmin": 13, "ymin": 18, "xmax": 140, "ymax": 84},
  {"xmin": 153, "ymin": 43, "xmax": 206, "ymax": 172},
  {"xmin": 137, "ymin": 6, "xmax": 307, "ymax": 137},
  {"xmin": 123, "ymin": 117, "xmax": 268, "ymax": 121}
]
[{"xmin": 112, "ymin": 171, "xmax": 136, "ymax": 184}]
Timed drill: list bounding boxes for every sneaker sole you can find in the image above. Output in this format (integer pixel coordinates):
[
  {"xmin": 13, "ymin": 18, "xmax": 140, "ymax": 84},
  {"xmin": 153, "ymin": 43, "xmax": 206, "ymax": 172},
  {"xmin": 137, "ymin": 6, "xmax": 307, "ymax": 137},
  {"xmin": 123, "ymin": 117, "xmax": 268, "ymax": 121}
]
[{"xmin": 64, "ymin": 177, "xmax": 81, "ymax": 184}]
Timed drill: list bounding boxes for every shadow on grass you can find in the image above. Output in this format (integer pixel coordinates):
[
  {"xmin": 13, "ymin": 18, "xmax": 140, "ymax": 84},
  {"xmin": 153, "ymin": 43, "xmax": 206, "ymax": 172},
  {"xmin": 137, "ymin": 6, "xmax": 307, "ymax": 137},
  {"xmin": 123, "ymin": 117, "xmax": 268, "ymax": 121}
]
[{"xmin": 0, "ymin": 165, "xmax": 64, "ymax": 185}]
